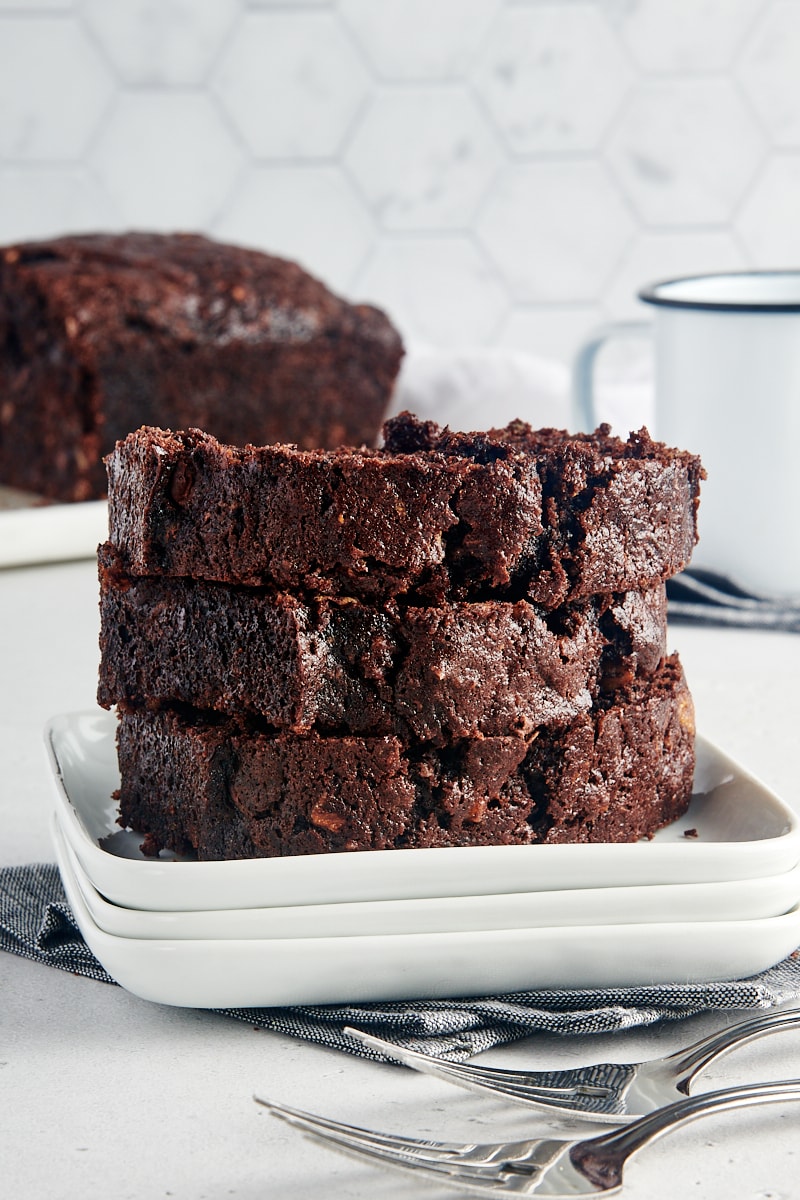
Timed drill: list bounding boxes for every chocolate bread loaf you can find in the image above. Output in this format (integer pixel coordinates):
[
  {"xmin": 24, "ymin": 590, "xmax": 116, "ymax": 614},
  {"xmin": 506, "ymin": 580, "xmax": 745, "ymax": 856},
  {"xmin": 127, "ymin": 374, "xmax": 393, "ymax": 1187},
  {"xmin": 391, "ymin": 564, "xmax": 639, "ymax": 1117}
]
[
  {"xmin": 0, "ymin": 233, "xmax": 403, "ymax": 501},
  {"xmin": 98, "ymin": 541, "xmax": 667, "ymax": 742},
  {"xmin": 114, "ymin": 655, "xmax": 695, "ymax": 860},
  {"xmin": 106, "ymin": 415, "xmax": 703, "ymax": 607}
]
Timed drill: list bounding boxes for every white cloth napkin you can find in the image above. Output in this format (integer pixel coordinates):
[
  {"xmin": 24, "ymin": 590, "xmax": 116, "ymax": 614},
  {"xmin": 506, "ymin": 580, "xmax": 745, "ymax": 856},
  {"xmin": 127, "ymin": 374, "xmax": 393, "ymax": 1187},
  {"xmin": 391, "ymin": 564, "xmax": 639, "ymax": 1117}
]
[
  {"xmin": 390, "ymin": 344, "xmax": 573, "ymax": 432},
  {"xmin": 390, "ymin": 342, "xmax": 655, "ymax": 436}
]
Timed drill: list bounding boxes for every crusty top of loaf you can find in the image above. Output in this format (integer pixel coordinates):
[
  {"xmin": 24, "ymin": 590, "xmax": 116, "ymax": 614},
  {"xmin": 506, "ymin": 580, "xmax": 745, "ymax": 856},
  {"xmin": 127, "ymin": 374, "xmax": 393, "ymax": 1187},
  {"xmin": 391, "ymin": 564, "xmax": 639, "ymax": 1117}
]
[
  {"xmin": 0, "ymin": 231, "xmax": 400, "ymax": 348},
  {"xmin": 108, "ymin": 409, "xmax": 704, "ymax": 469},
  {"xmin": 383, "ymin": 410, "xmax": 704, "ymax": 471}
]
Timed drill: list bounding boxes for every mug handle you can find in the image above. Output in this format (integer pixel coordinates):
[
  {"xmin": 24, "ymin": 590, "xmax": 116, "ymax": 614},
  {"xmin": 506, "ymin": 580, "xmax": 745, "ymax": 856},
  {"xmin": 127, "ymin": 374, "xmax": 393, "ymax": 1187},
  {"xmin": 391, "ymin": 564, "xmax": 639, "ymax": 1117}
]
[{"xmin": 572, "ymin": 320, "xmax": 652, "ymax": 431}]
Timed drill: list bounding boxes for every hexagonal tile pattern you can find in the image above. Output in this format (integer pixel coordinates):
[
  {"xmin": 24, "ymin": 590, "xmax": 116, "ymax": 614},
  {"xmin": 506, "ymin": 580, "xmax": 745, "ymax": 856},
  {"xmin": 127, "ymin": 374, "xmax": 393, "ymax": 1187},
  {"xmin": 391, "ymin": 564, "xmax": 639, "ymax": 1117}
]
[
  {"xmin": 614, "ymin": 0, "xmax": 765, "ymax": 73},
  {"xmin": 0, "ymin": 167, "xmax": 120, "ymax": 243},
  {"xmin": 213, "ymin": 165, "xmax": 374, "ymax": 296},
  {"xmin": 604, "ymin": 231, "xmax": 748, "ymax": 320},
  {"xmin": 89, "ymin": 93, "xmax": 243, "ymax": 229},
  {"xmin": 2, "ymin": 0, "xmax": 799, "ymax": 373},
  {"xmin": 736, "ymin": 154, "xmax": 800, "ymax": 265},
  {"xmin": 354, "ymin": 236, "xmax": 508, "ymax": 346},
  {"xmin": 476, "ymin": 161, "xmax": 634, "ymax": 303},
  {"xmin": 0, "ymin": 17, "xmax": 112, "ymax": 160},
  {"xmin": 212, "ymin": 11, "xmax": 369, "ymax": 159},
  {"xmin": 344, "ymin": 89, "xmax": 502, "ymax": 231},
  {"xmin": 80, "ymin": 0, "xmax": 239, "ymax": 86},
  {"xmin": 738, "ymin": 2, "xmax": 800, "ymax": 148},
  {"xmin": 471, "ymin": 4, "xmax": 633, "ymax": 155},
  {"xmin": 606, "ymin": 80, "xmax": 765, "ymax": 227},
  {"xmin": 339, "ymin": 0, "xmax": 500, "ymax": 81}
]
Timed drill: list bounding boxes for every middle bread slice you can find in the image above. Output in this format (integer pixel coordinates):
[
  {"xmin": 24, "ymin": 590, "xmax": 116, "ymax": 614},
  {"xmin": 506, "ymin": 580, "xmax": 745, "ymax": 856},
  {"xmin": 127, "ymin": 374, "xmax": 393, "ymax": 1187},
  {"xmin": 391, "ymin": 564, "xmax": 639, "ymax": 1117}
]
[{"xmin": 98, "ymin": 544, "xmax": 667, "ymax": 745}]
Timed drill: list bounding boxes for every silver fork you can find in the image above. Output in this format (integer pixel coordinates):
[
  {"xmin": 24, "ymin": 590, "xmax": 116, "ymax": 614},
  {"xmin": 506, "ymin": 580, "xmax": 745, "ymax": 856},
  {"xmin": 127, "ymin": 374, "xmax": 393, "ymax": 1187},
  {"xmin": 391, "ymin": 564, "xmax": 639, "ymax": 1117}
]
[
  {"xmin": 256, "ymin": 1079, "xmax": 800, "ymax": 1196},
  {"xmin": 343, "ymin": 1007, "xmax": 800, "ymax": 1122}
]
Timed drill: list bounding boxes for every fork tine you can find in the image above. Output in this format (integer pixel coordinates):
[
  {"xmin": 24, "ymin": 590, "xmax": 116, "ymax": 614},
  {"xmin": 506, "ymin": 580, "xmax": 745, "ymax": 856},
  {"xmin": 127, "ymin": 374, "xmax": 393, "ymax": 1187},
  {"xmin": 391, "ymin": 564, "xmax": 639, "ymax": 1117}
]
[
  {"xmin": 295, "ymin": 1131, "xmax": 521, "ymax": 1193},
  {"xmin": 345, "ymin": 1027, "xmax": 619, "ymax": 1109},
  {"xmin": 256, "ymin": 1098, "xmax": 518, "ymax": 1193},
  {"xmin": 345, "ymin": 1026, "xmax": 530, "ymax": 1082},
  {"xmin": 256, "ymin": 1096, "xmax": 545, "ymax": 1170},
  {"xmin": 345, "ymin": 1027, "xmax": 565, "ymax": 1087},
  {"xmin": 256, "ymin": 1094, "xmax": 545, "ymax": 1172},
  {"xmin": 255, "ymin": 1095, "xmax": 467, "ymax": 1158}
]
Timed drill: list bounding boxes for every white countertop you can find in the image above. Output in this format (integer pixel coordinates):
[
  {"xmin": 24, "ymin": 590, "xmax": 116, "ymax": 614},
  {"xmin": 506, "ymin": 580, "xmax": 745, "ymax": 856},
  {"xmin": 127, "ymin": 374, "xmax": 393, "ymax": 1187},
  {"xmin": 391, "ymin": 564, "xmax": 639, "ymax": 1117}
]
[{"xmin": 2, "ymin": 557, "xmax": 799, "ymax": 1200}]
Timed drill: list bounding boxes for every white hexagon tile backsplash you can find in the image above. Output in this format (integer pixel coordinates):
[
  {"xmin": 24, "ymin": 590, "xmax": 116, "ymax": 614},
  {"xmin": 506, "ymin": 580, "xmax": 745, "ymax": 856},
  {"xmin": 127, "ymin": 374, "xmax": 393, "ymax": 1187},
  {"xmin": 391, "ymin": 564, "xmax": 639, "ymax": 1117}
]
[
  {"xmin": 1, "ymin": 0, "xmax": 800, "ymax": 377},
  {"xmin": 471, "ymin": 4, "xmax": 634, "ymax": 156}
]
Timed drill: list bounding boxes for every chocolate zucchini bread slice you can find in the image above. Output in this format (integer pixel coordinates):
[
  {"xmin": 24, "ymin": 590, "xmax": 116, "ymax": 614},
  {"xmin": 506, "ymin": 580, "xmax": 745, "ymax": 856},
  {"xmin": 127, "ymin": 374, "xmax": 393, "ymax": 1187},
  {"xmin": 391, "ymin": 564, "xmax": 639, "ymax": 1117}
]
[
  {"xmin": 105, "ymin": 415, "xmax": 702, "ymax": 607},
  {"xmin": 0, "ymin": 232, "xmax": 403, "ymax": 501},
  {"xmin": 98, "ymin": 544, "xmax": 667, "ymax": 743},
  {"xmin": 114, "ymin": 655, "xmax": 695, "ymax": 860}
]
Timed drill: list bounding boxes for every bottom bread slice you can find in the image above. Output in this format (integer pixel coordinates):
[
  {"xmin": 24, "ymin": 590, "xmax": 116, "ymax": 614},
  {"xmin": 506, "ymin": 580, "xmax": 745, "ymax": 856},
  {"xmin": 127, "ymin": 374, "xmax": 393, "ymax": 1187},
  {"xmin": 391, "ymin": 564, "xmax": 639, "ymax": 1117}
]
[{"xmin": 115, "ymin": 654, "xmax": 696, "ymax": 860}]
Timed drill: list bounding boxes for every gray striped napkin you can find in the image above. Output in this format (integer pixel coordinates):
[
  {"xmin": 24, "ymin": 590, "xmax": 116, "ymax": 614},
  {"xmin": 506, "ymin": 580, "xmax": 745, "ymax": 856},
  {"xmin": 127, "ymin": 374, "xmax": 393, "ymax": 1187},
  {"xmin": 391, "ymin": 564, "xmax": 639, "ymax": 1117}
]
[{"xmin": 2, "ymin": 862, "xmax": 799, "ymax": 1061}]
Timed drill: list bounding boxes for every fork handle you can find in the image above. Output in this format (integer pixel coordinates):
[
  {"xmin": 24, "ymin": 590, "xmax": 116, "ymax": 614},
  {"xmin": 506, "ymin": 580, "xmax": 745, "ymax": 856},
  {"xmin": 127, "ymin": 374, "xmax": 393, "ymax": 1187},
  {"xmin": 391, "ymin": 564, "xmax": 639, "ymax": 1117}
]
[
  {"xmin": 664, "ymin": 1007, "xmax": 800, "ymax": 1092},
  {"xmin": 571, "ymin": 1078, "xmax": 800, "ymax": 1189}
]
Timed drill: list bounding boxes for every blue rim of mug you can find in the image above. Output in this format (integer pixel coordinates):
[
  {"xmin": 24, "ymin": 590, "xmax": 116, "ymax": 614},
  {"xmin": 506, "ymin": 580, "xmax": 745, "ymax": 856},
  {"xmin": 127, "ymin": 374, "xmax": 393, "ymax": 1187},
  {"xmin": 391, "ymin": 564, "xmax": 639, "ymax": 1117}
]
[{"xmin": 638, "ymin": 270, "xmax": 800, "ymax": 313}]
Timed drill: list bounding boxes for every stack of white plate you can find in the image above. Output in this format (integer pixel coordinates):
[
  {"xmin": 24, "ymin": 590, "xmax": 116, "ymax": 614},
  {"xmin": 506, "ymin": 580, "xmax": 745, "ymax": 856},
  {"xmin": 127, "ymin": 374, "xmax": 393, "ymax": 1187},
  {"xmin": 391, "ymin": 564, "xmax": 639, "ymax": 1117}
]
[{"xmin": 46, "ymin": 710, "xmax": 800, "ymax": 1009}]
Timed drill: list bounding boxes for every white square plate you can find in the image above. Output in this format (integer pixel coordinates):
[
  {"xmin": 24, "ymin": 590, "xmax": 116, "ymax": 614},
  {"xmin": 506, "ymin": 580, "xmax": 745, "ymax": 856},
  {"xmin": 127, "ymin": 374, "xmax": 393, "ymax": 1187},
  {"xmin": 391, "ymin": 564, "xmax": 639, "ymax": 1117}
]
[
  {"xmin": 46, "ymin": 710, "xmax": 800, "ymax": 912},
  {"xmin": 54, "ymin": 815, "xmax": 800, "ymax": 940},
  {"xmin": 52, "ymin": 819, "xmax": 800, "ymax": 1006}
]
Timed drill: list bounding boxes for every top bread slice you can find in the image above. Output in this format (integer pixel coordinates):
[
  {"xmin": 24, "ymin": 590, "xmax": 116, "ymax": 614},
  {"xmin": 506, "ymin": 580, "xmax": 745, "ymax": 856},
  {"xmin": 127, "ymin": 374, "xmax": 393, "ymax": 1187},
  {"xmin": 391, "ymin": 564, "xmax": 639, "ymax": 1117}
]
[{"xmin": 105, "ymin": 411, "xmax": 703, "ymax": 607}]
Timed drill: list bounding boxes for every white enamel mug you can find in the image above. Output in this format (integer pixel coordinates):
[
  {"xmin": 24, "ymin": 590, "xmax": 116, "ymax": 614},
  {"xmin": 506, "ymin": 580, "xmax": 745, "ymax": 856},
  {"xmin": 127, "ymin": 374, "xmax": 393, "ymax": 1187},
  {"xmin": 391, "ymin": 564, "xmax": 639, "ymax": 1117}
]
[{"xmin": 574, "ymin": 272, "xmax": 800, "ymax": 600}]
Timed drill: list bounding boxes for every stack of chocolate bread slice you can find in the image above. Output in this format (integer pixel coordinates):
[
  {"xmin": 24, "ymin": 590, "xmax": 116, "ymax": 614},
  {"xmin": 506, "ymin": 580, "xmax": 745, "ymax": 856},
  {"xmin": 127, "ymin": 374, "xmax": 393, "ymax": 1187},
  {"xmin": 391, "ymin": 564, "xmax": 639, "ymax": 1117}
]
[{"xmin": 97, "ymin": 412, "xmax": 703, "ymax": 860}]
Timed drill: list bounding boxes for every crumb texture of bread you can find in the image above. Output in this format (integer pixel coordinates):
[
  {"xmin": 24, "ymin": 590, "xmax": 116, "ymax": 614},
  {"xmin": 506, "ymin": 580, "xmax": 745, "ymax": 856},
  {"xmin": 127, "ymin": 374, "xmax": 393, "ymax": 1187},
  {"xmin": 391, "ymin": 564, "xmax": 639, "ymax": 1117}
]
[
  {"xmin": 114, "ymin": 656, "xmax": 695, "ymax": 860},
  {"xmin": 98, "ymin": 543, "xmax": 668, "ymax": 743},
  {"xmin": 0, "ymin": 232, "xmax": 403, "ymax": 501}
]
